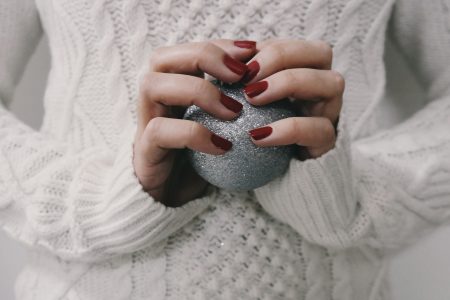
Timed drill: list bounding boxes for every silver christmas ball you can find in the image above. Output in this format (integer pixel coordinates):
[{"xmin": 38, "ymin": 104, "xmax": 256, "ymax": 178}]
[{"xmin": 183, "ymin": 80, "xmax": 296, "ymax": 191}]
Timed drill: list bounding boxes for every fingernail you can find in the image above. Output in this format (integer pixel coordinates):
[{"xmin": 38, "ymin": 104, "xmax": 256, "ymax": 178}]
[
  {"xmin": 244, "ymin": 81, "xmax": 268, "ymax": 98},
  {"xmin": 234, "ymin": 40, "xmax": 256, "ymax": 49},
  {"xmin": 223, "ymin": 54, "xmax": 248, "ymax": 76},
  {"xmin": 211, "ymin": 133, "xmax": 233, "ymax": 151},
  {"xmin": 220, "ymin": 93, "xmax": 243, "ymax": 113},
  {"xmin": 249, "ymin": 126, "xmax": 273, "ymax": 140},
  {"xmin": 241, "ymin": 60, "xmax": 260, "ymax": 83}
]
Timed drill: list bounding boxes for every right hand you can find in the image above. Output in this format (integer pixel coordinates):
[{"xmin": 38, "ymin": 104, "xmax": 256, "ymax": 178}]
[{"xmin": 133, "ymin": 40, "xmax": 257, "ymax": 207}]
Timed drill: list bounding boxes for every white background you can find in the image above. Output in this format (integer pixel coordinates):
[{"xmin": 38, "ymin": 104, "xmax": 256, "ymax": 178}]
[{"xmin": 1, "ymin": 37, "xmax": 450, "ymax": 300}]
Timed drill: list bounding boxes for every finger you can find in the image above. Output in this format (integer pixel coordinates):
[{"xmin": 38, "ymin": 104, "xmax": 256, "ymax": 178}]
[
  {"xmin": 138, "ymin": 72, "xmax": 243, "ymax": 134},
  {"xmin": 242, "ymin": 39, "xmax": 333, "ymax": 84},
  {"xmin": 149, "ymin": 41, "xmax": 254, "ymax": 83},
  {"xmin": 244, "ymin": 69, "xmax": 344, "ymax": 123},
  {"xmin": 248, "ymin": 117, "xmax": 336, "ymax": 158},
  {"xmin": 210, "ymin": 39, "xmax": 257, "ymax": 61},
  {"xmin": 140, "ymin": 117, "xmax": 232, "ymax": 165}
]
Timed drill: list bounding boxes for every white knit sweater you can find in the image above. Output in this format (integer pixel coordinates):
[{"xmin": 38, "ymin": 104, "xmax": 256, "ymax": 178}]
[{"xmin": 1, "ymin": 0, "xmax": 449, "ymax": 299}]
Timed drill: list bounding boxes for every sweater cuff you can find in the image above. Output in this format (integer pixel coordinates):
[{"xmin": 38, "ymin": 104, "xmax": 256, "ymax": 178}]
[
  {"xmin": 69, "ymin": 123, "xmax": 214, "ymax": 259},
  {"xmin": 254, "ymin": 116, "xmax": 357, "ymax": 248}
]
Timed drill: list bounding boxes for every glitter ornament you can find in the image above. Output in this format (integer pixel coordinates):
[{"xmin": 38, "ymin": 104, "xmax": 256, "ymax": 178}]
[{"xmin": 183, "ymin": 80, "xmax": 296, "ymax": 191}]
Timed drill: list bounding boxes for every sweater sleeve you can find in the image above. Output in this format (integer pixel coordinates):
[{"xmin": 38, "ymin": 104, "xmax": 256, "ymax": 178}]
[
  {"xmin": 254, "ymin": 0, "xmax": 450, "ymax": 251},
  {"xmin": 0, "ymin": 0, "xmax": 214, "ymax": 262}
]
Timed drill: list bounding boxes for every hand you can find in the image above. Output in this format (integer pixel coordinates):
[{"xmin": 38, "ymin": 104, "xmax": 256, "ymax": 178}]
[
  {"xmin": 242, "ymin": 39, "xmax": 344, "ymax": 159},
  {"xmin": 133, "ymin": 40, "xmax": 256, "ymax": 207}
]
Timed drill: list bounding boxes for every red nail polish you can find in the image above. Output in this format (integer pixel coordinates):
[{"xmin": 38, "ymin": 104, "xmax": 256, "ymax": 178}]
[
  {"xmin": 223, "ymin": 54, "xmax": 248, "ymax": 76},
  {"xmin": 220, "ymin": 93, "xmax": 243, "ymax": 113},
  {"xmin": 244, "ymin": 81, "xmax": 268, "ymax": 98},
  {"xmin": 249, "ymin": 126, "xmax": 273, "ymax": 140},
  {"xmin": 234, "ymin": 40, "xmax": 256, "ymax": 49},
  {"xmin": 241, "ymin": 60, "xmax": 260, "ymax": 83},
  {"xmin": 211, "ymin": 133, "xmax": 233, "ymax": 151}
]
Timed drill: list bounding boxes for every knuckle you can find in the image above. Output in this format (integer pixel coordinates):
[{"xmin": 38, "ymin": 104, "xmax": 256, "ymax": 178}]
[
  {"xmin": 257, "ymin": 38, "xmax": 275, "ymax": 49},
  {"xmin": 145, "ymin": 117, "xmax": 165, "ymax": 140},
  {"xmin": 210, "ymin": 38, "xmax": 229, "ymax": 48},
  {"xmin": 139, "ymin": 72, "xmax": 155, "ymax": 96},
  {"xmin": 138, "ymin": 74, "xmax": 151, "ymax": 97},
  {"xmin": 282, "ymin": 70, "xmax": 299, "ymax": 96},
  {"xmin": 309, "ymin": 148, "xmax": 324, "ymax": 158},
  {"xmin": 149, "ymin": 47, "xmax": 167, "ymax": 71},
  {"xmin": 265, "ymin": 38, "xmax": 278, "ymax": 44},
  {"xmin": 192, "ymin": 42, "xmax": 217, "ymax": 69},
  {"xmin": 289, "ymin": 119, "xmax": 302, "ymax": 141},
  {"xmin": 321, "ymin": 119, "xmax": 336, "ymax": 142},
  {"xmin": 191, "ymin": 80, "xmax": 211, "ymax": 101},
  {"xmin": 269, "ymin": 43, "xmax": 287, "ymax": 64},
  {"xmin": 312, "ymin": 40, "xmax": 333, "ymax": 65},
  {"xmin": 198, "ymin": 41, "xmax": 217, "ymax": 56},
  {"xmin": 315, "ymin": 40, "xmax": 333, "ymax": 56},
  {"xmin": 139, "ymin": 72, "xmax": 162, "ymax": 101},
  {"xmin": 331, "ymin": 70, "xmax": 345, "ymax": 93},
  {"xmin": 187, "ymin": 122, "xmax": 202, "ymax": 145}
]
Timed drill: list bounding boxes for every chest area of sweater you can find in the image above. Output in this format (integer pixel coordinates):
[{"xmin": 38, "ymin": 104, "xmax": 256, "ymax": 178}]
[{"xmin": 37, "ymin": 0, "xmax": 392, "ymax": 49}]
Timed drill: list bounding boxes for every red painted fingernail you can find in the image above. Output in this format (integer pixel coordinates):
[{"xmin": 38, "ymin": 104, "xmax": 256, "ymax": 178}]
[
  {"xmin": 234, "ymin": 40, "xmax": 256, "ymax": 49},
  {"xmin": 223, "ymin": 54, "xmax": 248, "ymax": 76},
  {"xmin": 249, "ymin": 126, "xmax": 273, "ymax": 140},
  {"xmin": 244, "ymin": 81, "xmax": 268, "ymax": 98},
  {"xmin": 211, "ymin": 133, "xmax": 233, "ymax": 151},
  {"xmin": 220, "ymin": 93, "xmax": 243, "ymax": 113},
  {"xmin": 241, "ymin": 60, "xmax": 260, "ymax": 83}
]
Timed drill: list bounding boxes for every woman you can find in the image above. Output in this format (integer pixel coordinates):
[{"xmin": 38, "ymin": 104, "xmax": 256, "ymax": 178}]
[{"xmin": 1, "ymin": 0, "xmax": 449, "ymax": 299}]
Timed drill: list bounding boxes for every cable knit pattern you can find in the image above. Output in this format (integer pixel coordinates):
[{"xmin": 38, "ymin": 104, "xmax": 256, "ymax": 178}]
[{"xmin": 0, "ymin": 0, "xmax": 449, "ymax": 299}]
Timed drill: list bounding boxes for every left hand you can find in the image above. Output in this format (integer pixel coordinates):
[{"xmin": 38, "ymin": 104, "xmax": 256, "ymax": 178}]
[{"xmin": 242, "ymin": 39, "xmax": 344, "ymax": 159}]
